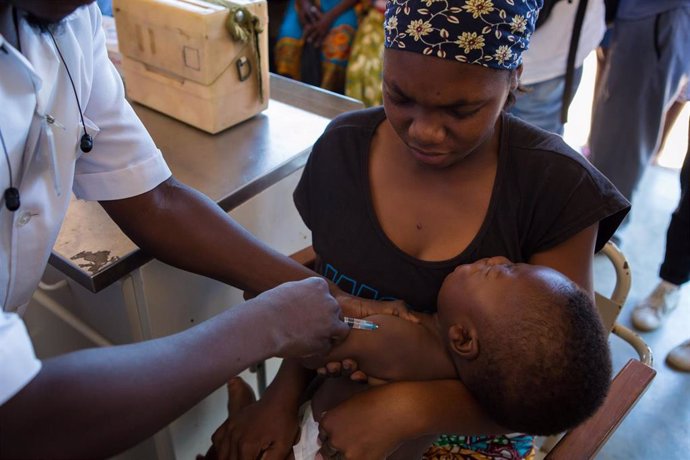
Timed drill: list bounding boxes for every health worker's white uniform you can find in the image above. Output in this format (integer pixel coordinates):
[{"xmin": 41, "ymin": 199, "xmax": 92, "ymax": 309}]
[{"xmin": 0, "ymin": 4, "xmax": 171, "ymax": 405}]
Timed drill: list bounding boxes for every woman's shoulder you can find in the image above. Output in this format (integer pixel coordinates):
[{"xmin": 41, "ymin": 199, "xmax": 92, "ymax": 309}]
[
  {"xmin": 500, "ymin": 113, "xmax": 630, "ymax": 253},
  {"xmin": 309, "ymin": 107, "xmax": 385, "ymax": 163},
  {"xmin": 503, "ymin": 113, "xmax": 604, "ymax": 181}
]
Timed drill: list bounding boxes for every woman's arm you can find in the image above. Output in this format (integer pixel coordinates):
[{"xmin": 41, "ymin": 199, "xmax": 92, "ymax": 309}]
[
  {"xmin": 319, "ymin": 380, "xmax": 508, "ymax": 459},
  {"xmin": 528, "ymin": 223, "xmax": 599, "ymax": 296}
]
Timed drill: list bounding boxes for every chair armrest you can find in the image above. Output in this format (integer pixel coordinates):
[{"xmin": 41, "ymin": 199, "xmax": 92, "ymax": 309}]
[{"xmin": 545, "ymin": 359, "xmax": 656, "ymax": 460}]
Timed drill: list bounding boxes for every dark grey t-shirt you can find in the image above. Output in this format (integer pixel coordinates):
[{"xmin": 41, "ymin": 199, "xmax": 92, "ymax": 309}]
[{"xmin": 294, "ymin": 107, "xmax": 629, "ymax": 312}]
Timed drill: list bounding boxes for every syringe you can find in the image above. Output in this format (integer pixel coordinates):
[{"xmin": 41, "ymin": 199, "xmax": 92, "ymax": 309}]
[{"xmin": 343, "ymin": 317, "xmax": 379, "ymax": 330}]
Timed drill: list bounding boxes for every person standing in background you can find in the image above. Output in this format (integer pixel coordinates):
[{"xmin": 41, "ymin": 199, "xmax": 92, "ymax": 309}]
[
  {"xmin": 274, "ymin": 0, "xmax": 359, "ymax": 93},
  {"xmin": 587, "ymin": 0, "xmax": 690, "ymax": 371},
  {"xmin": 630, "ymin": 118, "xmax": 689, "ymax": 372},
  {"xmin": 344, "ymin": 0, "xmax": 386, "ymax": 107},
  {"xmin": 509, "ymin": 0, "xmax": 606, "ymax": 135},
  {"xmin": 588, "ymin": 0, "xmax": 689, "ymax": 202}
]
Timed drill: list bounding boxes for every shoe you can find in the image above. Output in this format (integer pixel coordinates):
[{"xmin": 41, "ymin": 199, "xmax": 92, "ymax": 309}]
[
  {"xmin": 666, "ymin": 340, "xmax": 690, "ymax": 372},
  {"xmin": 631, "ymin": 280, "xmax": 681, "ymax": 331}
]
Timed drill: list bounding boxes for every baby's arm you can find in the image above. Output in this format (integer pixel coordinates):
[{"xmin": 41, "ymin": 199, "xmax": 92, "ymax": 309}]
[{"xmin": 301, "ymin": 314, "xmax": 457, "ymax": 383}]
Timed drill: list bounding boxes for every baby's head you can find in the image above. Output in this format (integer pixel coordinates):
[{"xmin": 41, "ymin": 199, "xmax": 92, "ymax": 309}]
[{"xmin": 437, "ymin": 257, "xmax": 611, "ymax": 435}]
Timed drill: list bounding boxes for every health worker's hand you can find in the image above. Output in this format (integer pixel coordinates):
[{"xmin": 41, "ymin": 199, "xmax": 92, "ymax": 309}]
[
  {"xmin": 211, "ymin": 378, "xmax": 300, "ymax": 460},
  {"xmin": 256, "ymin": 277, "xmax": 349, "ymax": 358}
]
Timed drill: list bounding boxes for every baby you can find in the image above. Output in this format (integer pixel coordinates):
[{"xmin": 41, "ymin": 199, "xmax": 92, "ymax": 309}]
[{"xmin": 293, "ymin": 257, "xmax": 612, "ymax": 459}]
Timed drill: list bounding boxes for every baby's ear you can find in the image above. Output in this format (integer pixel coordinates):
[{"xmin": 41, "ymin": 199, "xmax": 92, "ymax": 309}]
[{"xmin": 447, "ymin": 324, "xmax": 479, "ymax": 360}]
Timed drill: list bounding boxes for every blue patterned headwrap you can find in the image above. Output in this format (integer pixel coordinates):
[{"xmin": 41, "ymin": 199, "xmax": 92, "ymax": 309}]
[{"xmin": 384, "ymin": 0, "xmax": 543, "ymax": 70}]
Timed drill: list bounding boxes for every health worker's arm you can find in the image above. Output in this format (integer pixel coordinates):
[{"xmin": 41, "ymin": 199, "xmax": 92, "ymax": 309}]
[
  {"xmin": 100, "ymin": 177, "xmax": 316, "ymax": 295},
  {"xmin": 0, "ymin": 279, "xmax": 348, "ymax": 459}
]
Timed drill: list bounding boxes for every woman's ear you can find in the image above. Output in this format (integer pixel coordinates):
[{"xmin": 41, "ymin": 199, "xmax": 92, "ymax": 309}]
[
  {"xmin": 511, "ymin": 66, "xmax": 522, "ymax": 91},
  {"xmin": 447, "ymin": 323, "xmax": 479, "ymax": 360}
]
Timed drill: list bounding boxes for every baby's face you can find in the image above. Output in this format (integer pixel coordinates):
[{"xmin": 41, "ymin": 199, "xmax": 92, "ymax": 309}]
[{"xmin": 437, "ymin": 258, "xmax": 565, "ymax": 326}]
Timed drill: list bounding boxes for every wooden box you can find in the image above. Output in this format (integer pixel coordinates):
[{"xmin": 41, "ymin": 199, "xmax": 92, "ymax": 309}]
[{"xmin": 113, "ymin": 0, "xmax": 269, "ymax": 134}]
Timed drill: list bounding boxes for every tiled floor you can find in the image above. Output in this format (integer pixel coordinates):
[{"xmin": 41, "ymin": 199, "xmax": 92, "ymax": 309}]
[{"xmin": 559, "ymin": 55, "xmax": 690, "ymax": 459}]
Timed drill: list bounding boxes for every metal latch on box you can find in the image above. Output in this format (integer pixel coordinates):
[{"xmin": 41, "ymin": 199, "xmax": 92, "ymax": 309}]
[
  {"xmin": 236, "ymin": 56, "xmax": 251, "ymax": 82},
  {"xmin": 206, "ymin": 0, "xmax": 264, "ymax": 102}
]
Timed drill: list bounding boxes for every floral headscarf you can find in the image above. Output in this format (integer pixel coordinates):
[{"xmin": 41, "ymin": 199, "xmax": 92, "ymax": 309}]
[{"xmin": 384, "ymin": 0, "xmax": 543, "ymax": 70}]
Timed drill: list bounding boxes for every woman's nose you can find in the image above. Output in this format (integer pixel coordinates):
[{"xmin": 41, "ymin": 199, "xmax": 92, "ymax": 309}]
[{"xmin": 408, "ymin": 110, "xmax": 445, "ymax": 146}]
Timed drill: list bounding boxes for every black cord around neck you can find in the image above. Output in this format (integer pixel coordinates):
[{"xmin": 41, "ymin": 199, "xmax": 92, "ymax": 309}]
[
  {"xmin": 1, "ymin": 128, "xmax": 20, "ymax": 211},
  {"xmin": 47, "ymin": 29, "xmax": 93, "ymax": 153},
  {"xmin": 11, "ymin": 6, "xmax": 21, "ymax": 53}
]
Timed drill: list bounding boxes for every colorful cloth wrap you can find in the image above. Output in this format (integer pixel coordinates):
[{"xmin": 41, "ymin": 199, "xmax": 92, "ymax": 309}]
[
  {"xmin": 383, "ymin": 0, "xmax": 543, "ymax": 70},
  {"xmin": 423, "ymin": 434, "xmax": 536, "ymax": 460}
]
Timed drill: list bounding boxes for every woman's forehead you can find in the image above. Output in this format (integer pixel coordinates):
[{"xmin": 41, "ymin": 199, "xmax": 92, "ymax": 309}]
[{"xmin": 383, "ymin": 49, "xmax": 507, "ymax": 99}]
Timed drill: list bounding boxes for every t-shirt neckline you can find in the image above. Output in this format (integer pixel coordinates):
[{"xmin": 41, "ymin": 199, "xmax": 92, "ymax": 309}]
[{"xmin": 361, "ymin": 108, "xmax": 508, "ymax": 268}]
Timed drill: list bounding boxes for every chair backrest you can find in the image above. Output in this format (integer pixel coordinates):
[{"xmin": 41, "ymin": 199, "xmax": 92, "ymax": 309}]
[
  {"xmin": 594, "ymin": 241, "xmax": 632, "ymax": 331},
  {"xmin": 541, "ymin": 241, "xmax": 656, "ymax": 459}
]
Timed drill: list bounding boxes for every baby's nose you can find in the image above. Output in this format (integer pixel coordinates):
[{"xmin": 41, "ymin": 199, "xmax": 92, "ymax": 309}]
[{"xmin": 485, "ymin": 256, "xmax": 512, "ymax": 266}]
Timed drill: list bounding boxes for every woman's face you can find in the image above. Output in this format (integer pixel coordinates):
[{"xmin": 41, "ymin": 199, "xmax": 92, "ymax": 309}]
[{"xmin": 382, "ymin": 48, "xmax": 517, "ymax": 169}]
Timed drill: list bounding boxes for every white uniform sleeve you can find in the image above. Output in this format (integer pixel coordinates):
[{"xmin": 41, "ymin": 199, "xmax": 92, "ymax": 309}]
[
  {"xmin": 72, "ymin": 5, "xmax": 172, "ymax": 201},
  {"xmin": 0, "ymin": 312, "xmax": 41, "ymax": 405}
]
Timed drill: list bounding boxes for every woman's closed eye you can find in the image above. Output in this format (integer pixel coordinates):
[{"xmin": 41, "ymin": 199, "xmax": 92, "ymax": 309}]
[
  {"xmin": 387, "ymin": 91, "xmax": 411, "ymax": 106},
  {"xmin": 448, "ymin": 104, "xmax": 482, "ymax": 119}
]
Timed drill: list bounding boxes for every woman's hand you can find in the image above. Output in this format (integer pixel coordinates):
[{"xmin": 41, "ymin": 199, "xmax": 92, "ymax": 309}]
[
  {"xmin": 316, "ymin": 384, "xmax": 418, "ymax": 460},
  {"xmin": 303, "ymin": 14, "xmax": 332, "ymax": 46},
  {"xmin": 335, "ymin": 293, "xmax": 421, "ymax": 324},
  {"xmin": 211, "ymin": 395, "xmax": 300, "ymax": 460},
  {"xmin": 297, "ymin": 0, "xmax": 321, "ymax": 26}
]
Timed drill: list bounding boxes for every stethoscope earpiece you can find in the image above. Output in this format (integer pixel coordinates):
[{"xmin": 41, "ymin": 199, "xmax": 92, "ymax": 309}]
[
  {"xmin": 4, "ymin": 187, "xmax": 20, "ymax": 211},
  {"xmin": 80, "ymin": 133, "xmax": 93, "ymax": 153}
]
